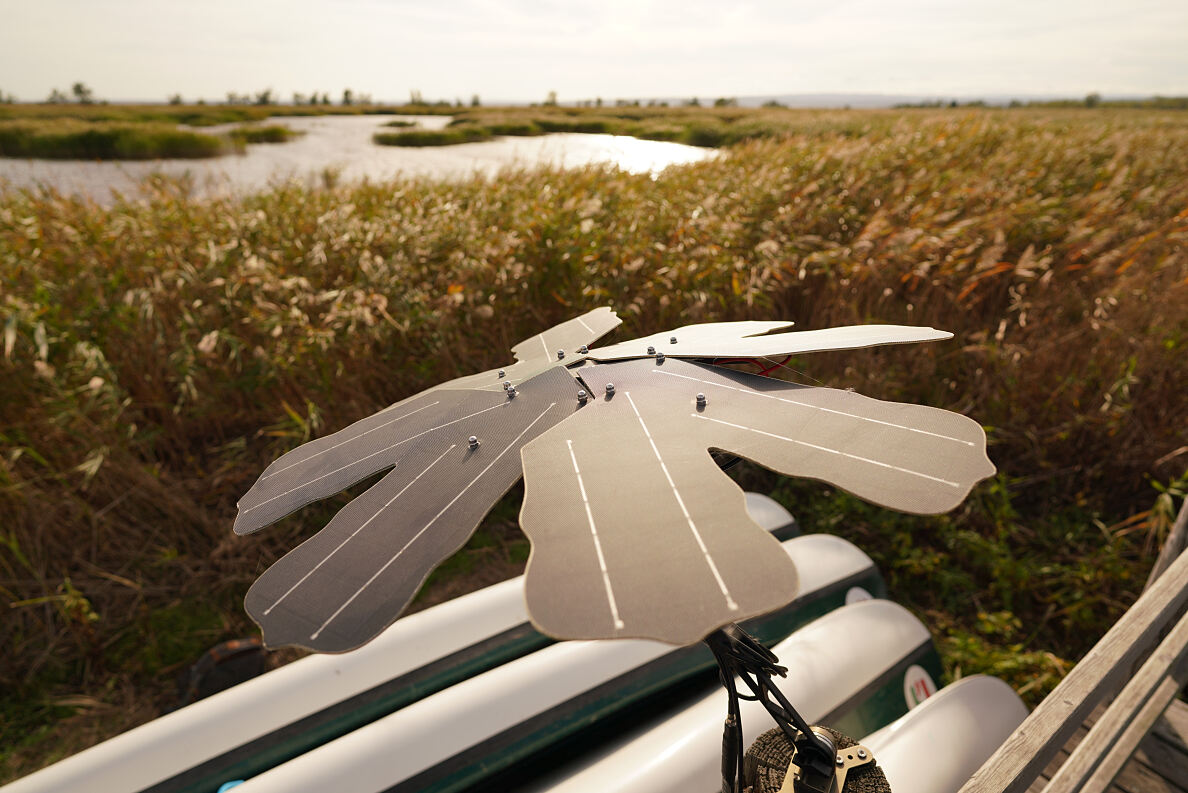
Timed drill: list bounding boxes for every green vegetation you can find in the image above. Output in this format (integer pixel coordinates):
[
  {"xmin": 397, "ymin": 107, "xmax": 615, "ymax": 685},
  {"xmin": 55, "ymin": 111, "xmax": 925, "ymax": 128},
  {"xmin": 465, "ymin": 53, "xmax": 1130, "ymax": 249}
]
[
  {"xmin": 228, "ymin": 124, "xmax": 301, "ymax": 145},
  {"xmin": 371, "ymin": 105, "xmax": 804, "ymax": 148},
  {"xmin": 373, "ymin": 126, "xmax": 491, "ymax": 146},
  {"xmin": 0, "ymin": 120, "xmax": 231, "ymax": 159},
  {"xmin": 2, "ymin": 108, "xmax": 1187, "ymax": 780},
  {"xmin": 0, "ymin": 118, "xmax": 299, "ymax": 160},
  {"xmin": 0, "ymin": 101, "xmax": 451, "ymax": 127}
]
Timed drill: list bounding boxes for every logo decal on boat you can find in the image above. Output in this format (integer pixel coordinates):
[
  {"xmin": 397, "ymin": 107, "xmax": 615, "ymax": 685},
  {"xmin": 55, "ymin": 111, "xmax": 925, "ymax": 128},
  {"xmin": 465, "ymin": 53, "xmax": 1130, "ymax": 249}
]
[{"xmin": 903, "ymin": 664, "xmax": 937, "ymax": 708}]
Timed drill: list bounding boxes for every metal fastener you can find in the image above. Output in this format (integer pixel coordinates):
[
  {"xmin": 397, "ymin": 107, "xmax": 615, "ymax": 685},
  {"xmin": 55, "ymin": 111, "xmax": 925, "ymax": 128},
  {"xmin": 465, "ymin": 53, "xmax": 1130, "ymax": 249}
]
[
  {"xmin": 670, "ymin": 336, "xmax": 677, "ymax": 344},
  {"xmin": 507, "ymin": 386, "xmax": 516, "ymax": 398},
  {"xmin": 577, "ymin": 389, "xmax": 588, "ymax": 402},
  {"xmin": 647, "ymin": 345, "xmax": 656, "ymax": 354},
  {"xmin": 468, "ymin": 435, "xmax": 479, "ymax": 448},
  {"xmin": 498, "ymin": 369, "xmax": 505, "ymax": 377},
  {"xmin": 696, "ymin": 393, "xmax": 706, "ymax": 406},
  {"xmin": 857, "ymin": 749, "xmax": 867, "ymax": 760},
  {"xmin": 605, "ymin": 383, "xmax": 615, "ymax": 396},
  {"xmin": 503, "ymin": 380, "xmax": 511, "ymax": 390},
  {"xmin": 557, "ymin": 350, "xmax": 565, "ymax": 360},
  {"xmin": 836, "ymin": 755, "xmax": 845, "ymax": 767},
  {"xmin": 578, "ymin": 345, "xmax": 589, "ymax": 354},
  {"xmin": 656, "ymin": 352, "xmax": 665, "ymax": 362}
]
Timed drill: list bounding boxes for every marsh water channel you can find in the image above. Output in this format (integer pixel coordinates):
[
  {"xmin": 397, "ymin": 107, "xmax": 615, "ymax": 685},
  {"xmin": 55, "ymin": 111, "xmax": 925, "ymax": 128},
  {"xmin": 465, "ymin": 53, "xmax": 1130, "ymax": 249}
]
[{"xmin": 0, "ymin": 114, "xmax": 715, "ymax": 204}]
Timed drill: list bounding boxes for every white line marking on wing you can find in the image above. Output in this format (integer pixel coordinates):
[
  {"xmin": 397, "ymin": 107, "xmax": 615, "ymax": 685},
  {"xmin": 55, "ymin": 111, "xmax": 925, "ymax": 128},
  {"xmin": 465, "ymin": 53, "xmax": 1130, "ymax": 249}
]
[
  {"xmin": 242, "ymin": 401, "xmax": 507, "ymax": 516},
  {"xmin": 538, "ymin": 333, "xmax": 549, "ymax": 359},
  {"xmin": 260, "ymin": 400, "xmax": 441, "ymax": 481},
  {"xmin": 656, "ymin": 369, "xmax": 974, "ymax": 446},
  {"xmin": 310, "ymin": 403, "xmax": 558, "ymax": 640},
  {"xmin": 624, "ymin": 392, "xmax": 738, "ymax": 611},
  {"xmin": 566, "ymin": 439, "xmax": 625, "ymax": 630},
  {"xmin": 576, "ymin": 316, "xmax": 593, "ymax": 333},
  {"xmin": 691, "ymin": 413, "xmax": 961, "ymax": 487},
  {"xmin": 263, "ymin": 444, "xmax": 456, "ymax": 616}
]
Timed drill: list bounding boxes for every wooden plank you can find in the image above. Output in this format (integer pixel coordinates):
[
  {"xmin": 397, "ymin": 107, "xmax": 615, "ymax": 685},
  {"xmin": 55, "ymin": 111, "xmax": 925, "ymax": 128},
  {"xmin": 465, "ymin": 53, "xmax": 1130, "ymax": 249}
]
[
  {"xmin": 1145, "ymin": 499, "xmax": 1188, "ymax": 592},
  {"xmin": 957, "ymin": 545, "xmax": 1188, "ymax": 793},
  {"xmin": 1043, "ymin": 611, "xmax": 1188, "ymax": 793},
  {"xmin": 1152, "ymin": 698, "xmax": 1188, "ymax": 753}
]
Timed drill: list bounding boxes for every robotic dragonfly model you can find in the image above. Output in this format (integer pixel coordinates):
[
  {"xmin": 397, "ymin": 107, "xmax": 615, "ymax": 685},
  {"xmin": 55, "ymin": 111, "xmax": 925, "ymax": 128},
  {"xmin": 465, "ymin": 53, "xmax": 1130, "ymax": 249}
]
[{"xmin": 235, "ymin": 307, "xmax": 995, "ymax": 793}]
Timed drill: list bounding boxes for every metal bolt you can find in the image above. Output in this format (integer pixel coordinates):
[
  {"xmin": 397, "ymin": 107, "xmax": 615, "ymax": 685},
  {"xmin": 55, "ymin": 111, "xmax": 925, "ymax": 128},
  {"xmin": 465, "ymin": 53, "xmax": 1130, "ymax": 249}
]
[
  {"xmin": 557, "ymin": 350, "xmax": 565, "ymax": 360},
  {"xmin": 503, "ymin": 380, "xmax": 511, "ymax": 390},
  {"xmin": 468, "ymin": 435, "xmax": 479, "ymax": 448},
  {"xmin": 578, "ymin": 345, "xmax": 589, "ymax": 354},
  {"xmin": 857, "ymin": 749, "xmax": 867, "ymax": 760},
  {"xmin": 498, "ymin": 369, "xmax": 505, "ymax": 377},
  {"xmin": 696, "ymin": 393, "xmax": 706, "ymax": 406},
  {"xmin": 836, "ymin": 754, "xmax": 845, "ymax": 767},
  {"xmin": 577, "ymin": 389, "xmax": 588, "ymax": 402},
  {"xmin": 656, "ymin": 352, "xmax": 665, "ymax": 362},
  {"xmin": 647, "ymin": 345, "xmax": 656, "ymax": 354},
  {"xmin": 670, "ymin": 336, "xmax": 677, "ymax": 344},
  {"xmin": 507, "ymin": 386, "xmax": 516, "ymax": 398},
  {"xmin": 605, "ymin": 383, "xmax": 615, "ymax": 396}
]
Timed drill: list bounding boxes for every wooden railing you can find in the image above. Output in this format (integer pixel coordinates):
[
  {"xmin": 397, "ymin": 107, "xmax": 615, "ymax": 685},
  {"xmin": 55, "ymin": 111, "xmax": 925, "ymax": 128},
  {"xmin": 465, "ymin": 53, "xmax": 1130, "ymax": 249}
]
[{"xmin": 958, "ymin": 498, "xmax": 1188, "ymax": 793}]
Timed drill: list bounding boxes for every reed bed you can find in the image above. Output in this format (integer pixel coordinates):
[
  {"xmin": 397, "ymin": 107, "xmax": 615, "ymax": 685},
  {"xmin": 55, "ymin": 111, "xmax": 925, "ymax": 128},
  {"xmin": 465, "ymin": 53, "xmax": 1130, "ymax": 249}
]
[{"xmin": 1, "ymin": 108, "xmax": 1186, "ymax": 779}]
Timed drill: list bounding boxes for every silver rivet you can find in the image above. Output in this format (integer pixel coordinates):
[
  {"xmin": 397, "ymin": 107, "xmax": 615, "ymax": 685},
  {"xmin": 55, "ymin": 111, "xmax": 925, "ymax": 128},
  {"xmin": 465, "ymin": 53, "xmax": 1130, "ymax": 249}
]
[
  {"xmin": 468, "ymin": 435, "xmax": 479, "ymax": 448},
  {"xmin": 605, "ymin": 383, "xmax": 615, "ymax": 396},
  {"xmin": 656, "ymin": 352, "xmax": 665, "ymax": 362},
  {"xmin": 647, "ymin": 345, "xmax": 656, "ymax": 354},
  {"xmin": 577, "ymin": 389, "xmax": 588, "ymax": 402},
  {"xmin": 498, "ymin": 369, "xmax": 505, "ymax": 377},
  {"xmin": 670, "ymin": 336, "xmax": 677, "ymax": 344},
  {"xmin": 557, "ymin": 350, "xmax": 565, "ymax": 360},
  {"xmin": 578, "ymin": 345, "xmax": 589, "ymax": 354},
  {"xmin": 836, "ymin": 754, "xmax": 844, "ymax": 767},
  {"xmin": 507, "ymin": 387, "xmax": 516, "ymax": 398},
  {"xmin": 696, "ymin": 393, "xmax": 706, "ymax": 406},
  {"xmin": 857, "ymin": 749, "xmax": 867, "ymax": 760},
  {"xmin": 503, "ymin": 380, "xmax": 511, "ymax": 390}
]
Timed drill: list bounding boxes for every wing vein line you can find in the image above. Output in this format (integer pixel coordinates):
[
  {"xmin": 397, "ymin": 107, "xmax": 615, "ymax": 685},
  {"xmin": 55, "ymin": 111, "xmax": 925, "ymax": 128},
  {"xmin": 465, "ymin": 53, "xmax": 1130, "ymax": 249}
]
[
  {"xmin": 566, "ymin": 439, "xmax": 625, "ymax": 630},
  {"xmin": 259, "ymin": 400, "xmax": 442, "ymax": 481},
  {"xmin": 310, "ymin": 403, "xmax": 558, "ymax": 640},
  {"xmin": 242, "ymin": 401, "xmax": 507, "ymax": 516},
  {"xmin": 263, "ymin": 444, "xmax": 456, "ymax": 616},
  {"xmin": 654, "ymin": 369, "xmax": 974, "ymax": 446},
  {"xmin": 624, "ymin": 392, "xmax": 738, "ymax": 611},
  {"xmin": 690, "ymin": 413, "xmax": 962, "ymax": 487}
]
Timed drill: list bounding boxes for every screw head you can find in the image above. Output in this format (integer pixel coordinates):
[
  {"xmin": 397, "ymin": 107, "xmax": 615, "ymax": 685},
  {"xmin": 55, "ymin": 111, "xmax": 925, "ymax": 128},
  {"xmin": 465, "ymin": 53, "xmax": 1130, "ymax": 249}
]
[
  {"xmin": 647, "ymin": 345, "xmax": 656, "ymax": 354},
  {"xmin": 507, "ymin": 387, "xmax": 516, "ymax": 398},
  {"xmin": 656, "ymin": 352, "xmax": 665, "ymax": 362},
  {"xmin": 857, "ymin": 749, "xmax": 868, "ymax": 760},
  {"xmin": 836, "ymin": 754, "xmax": 845, "ymax": 767},
  {"xmin": 696, "ymin": 392, "xmax": 706, "ymax": 405},
  {"xmin": 670, "ymin": 336, "xmax": 677, "ymax": 344},
  {"xmin": 578, "ymin": 345, "xmax": 589, "ymax": 354},
  {"xmin": 497, "ymin": 369, "xmax": 505, "ymax": 377},
  {"xmin": 577, "ymin": 389, "xmax": 588, "ymax": 401},
  {"xmin": 503, "ymin": 380, "xmax": 511, "ymax": 390},
  {"xmin": 468, "ymin": 435, "xmax": 479, "ymax": 448},
  {"xmin": 605, "ymin": 383, "xmax": 615, "ymax": 395},
  {"xmin": 557, "ymin": 350, "xmax": 565, "ymax": 360}
]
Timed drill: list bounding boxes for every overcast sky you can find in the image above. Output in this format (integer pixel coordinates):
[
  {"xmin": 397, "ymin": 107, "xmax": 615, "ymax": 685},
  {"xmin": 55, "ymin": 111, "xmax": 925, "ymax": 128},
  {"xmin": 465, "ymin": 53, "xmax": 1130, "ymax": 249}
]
[{"xmin": 2, "ymin": 0, "xmax": 1185, "ymax": 104}]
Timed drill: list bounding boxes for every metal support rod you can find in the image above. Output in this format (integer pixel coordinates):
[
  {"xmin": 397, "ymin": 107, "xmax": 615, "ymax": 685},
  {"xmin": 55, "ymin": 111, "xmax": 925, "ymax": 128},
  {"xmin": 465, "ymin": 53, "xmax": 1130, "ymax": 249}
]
[{"xmin": 705, "ymin": 623, "xmax": 837, "ymax": 793}]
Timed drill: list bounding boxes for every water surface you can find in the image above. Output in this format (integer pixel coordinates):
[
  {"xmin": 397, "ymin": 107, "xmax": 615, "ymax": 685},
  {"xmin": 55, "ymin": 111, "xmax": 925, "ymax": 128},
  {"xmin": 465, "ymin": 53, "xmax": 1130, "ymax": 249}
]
[{"xmin": 0, "ymin": 115, "xmax": 714, "ymax": 203}]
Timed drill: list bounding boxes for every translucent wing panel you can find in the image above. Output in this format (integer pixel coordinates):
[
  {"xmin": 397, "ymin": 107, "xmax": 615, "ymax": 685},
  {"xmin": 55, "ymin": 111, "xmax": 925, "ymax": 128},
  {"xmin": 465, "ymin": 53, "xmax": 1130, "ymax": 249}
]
[
  {"xmin": 438, "ymin": 306, "xmax": 623, "ymax": 394},
  {"xmin": 243, "ymin": 366, "xmax": 581, "ymax": 652},
  {"xmin": 588, "ymin": 323, "xmax": 951, "ymax": 362},
  {"xmin": 518, "ymin": 358, "xmax": 993, "ymax": 643},
  {"xmin": 520, "ymin": 392, "xmax": 799, "ymax": 645},
  {"xmin": 511, "ymin": 306, "xmax": 622, "ymax": 364}
]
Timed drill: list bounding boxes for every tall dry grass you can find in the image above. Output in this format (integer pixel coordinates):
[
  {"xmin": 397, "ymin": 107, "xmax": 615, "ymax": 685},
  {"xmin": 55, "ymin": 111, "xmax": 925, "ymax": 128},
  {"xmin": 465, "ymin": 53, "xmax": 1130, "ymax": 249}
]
[{"xmin": 1, "ymin": 108, "xmax": 1186, "ymax": 778}]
